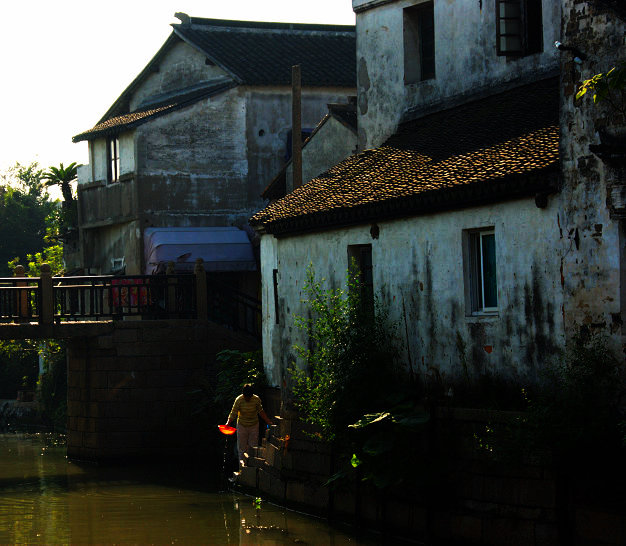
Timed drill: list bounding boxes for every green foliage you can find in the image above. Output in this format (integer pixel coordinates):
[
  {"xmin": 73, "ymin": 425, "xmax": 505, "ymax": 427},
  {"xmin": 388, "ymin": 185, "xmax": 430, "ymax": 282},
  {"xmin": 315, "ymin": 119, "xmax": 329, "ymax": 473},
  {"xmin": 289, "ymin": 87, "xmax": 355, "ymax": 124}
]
[
  {"xmin": 347, "ymin": 397, "xmax": 431, "ymax": 489},
  {"xmin": 520, "ymin": 334, "xmax": 624, "ymax": 462},
  {"xmin": 577, "ymin": 63, "xmax": 626, "ymax": 116},
  {"xmin": 289, "ymin": 263, "xmax": 402, "ymax": 442},
  {"xmin": 43, "ymin": 162, "xmax": 77, "ymax": 203},
  {"xmin": 191, "ymin": 349, "xmax": 266, "ymax": 421},
  {"xmin": 0, "ymin": 162, "xmax": 57, "ymax": 277},
  {"xmin": 486, "ymin": 334, "xmax": 625, "ymax": 471},
  {"xmin": 36, "ymin": 341, "xmax": 67, "ymax": 430},
  {"xmin": 0, "ymin": 340, "xmax": 39, "ymax": 398}
]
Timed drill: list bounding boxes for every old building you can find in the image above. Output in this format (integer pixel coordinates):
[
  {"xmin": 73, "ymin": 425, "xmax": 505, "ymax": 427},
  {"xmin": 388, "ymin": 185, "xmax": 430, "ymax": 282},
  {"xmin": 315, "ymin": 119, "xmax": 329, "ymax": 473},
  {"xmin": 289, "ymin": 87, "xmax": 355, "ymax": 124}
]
[
  {"xmin": 72, "ymin": 14, "xmax": 356, "ymax": 280},
  {"xmin": 559, "ymin": 0, "xmax": 626, "ymax": 352},
  {"xmin": 251, "ymin": 0, "xmax": 625, "ymax": 390},
  {"xmin": 262, "ymin": 100, "xmax": 358, "ymax": 201}
]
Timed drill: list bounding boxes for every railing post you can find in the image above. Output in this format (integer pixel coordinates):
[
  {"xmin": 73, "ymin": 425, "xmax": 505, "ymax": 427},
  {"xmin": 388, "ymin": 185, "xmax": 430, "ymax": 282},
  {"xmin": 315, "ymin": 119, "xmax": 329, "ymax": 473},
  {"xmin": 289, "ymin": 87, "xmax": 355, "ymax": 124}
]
[
  {"xmin": 14, "ymin": 265, "xmax": 28, "ymax": 321},
  {"xmin": 166, "ymin": 261, "xmax": 177, "ymax": 316},
  {"xmin": 194, "ymin": 258, "xmax": 207, "ymax": 321},
  {"xmin": 39, "ymin": 263, "xmax": 54, "ymax": 325}
]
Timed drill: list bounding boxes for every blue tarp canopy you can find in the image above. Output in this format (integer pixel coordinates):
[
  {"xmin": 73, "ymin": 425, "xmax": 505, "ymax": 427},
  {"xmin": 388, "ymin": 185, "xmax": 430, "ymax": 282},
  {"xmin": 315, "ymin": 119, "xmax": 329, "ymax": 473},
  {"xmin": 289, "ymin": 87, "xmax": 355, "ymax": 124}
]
[{"xmin": 144, "ymin": 227, "xmax": 256, "ymax": 274}]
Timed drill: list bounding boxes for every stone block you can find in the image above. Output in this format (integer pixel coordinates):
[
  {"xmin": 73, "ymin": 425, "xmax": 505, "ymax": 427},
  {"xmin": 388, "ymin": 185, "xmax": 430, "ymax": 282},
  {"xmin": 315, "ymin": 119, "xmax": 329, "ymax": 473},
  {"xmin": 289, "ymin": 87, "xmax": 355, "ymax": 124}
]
[
  {"xmin": 534, "ymin": 522, "xmax": 559, "ymax": 546},
  {"xmin": 239, "ymin": 466, "xmax": 258, "ymax": 489},
  {"xmin": 519, "ymin": 479, "xmax": 555, "ymax": 509},
  {"xmin": 576, "ymin": 508, "xmax": 625, "ymax": 545},
  {"xmin": 97, "ymin": 336, "xmax": 114, "ymax": 350},
  {"xmin": 482, "ymin": 516, "xmax": 534, "ymax": 546},
  {"xmin": 258, "ymin": 470, "xmax": 286, "ymax": 501},
  {"xmin": 112, "ymin": 328, "xmax": 139, "ymax": 343},
  {"xmin": 285, "ymin": 480, "xmax": 329, "ymax": 511}
]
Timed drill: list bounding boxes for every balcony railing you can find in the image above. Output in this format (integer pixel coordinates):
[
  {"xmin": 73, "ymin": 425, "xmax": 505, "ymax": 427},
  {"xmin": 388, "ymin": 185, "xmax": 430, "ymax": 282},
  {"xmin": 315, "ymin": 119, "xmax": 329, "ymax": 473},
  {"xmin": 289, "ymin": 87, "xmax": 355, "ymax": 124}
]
[{"xmin": 0, "ymin": 261, "xmax": 261, "ymax": 339}]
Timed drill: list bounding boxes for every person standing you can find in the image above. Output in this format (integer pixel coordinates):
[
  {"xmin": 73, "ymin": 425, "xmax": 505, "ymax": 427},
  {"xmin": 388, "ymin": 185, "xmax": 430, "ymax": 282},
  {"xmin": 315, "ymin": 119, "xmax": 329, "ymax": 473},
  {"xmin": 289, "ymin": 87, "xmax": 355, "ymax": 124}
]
[{"xmin": 225, "ymin": 384, "xmax": 273, "ymax": 466}]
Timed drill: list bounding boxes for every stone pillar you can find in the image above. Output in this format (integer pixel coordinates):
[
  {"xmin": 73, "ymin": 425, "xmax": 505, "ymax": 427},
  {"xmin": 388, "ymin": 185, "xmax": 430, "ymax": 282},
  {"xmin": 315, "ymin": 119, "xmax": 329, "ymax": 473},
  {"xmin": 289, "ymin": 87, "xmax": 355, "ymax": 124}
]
[
  {"xmin": 195, "ymin": 258, "xmax": 207, "ymax": 320},
  {"xmin": 39, "ymin": 263, "xmax": 53, "ymax": 325},
  {"xmin": 13, "ymin": 265, "xmax": 28, "ymax": 321}
]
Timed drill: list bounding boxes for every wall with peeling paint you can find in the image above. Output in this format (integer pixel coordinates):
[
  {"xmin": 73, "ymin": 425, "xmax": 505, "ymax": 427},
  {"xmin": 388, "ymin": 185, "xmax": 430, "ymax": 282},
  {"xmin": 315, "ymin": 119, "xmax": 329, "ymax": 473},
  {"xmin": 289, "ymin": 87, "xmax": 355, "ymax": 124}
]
[
  {"xmin": 353, "ymin": 0, "xmax": 560, "ymax": 150},
  {"xmin": 559, "ymin": 0, "xmax": 626, "ymax": 355},
  {"xmin": 76, "ymin": 35, "xmax": 355, "ymax": 274},
  {"xmin": 285, "ymin": 115, "xmax": 358, "ymax": 192},
  {"xmin": 260, "ymin": 195, "xmax": 565, "ymax": 388}
]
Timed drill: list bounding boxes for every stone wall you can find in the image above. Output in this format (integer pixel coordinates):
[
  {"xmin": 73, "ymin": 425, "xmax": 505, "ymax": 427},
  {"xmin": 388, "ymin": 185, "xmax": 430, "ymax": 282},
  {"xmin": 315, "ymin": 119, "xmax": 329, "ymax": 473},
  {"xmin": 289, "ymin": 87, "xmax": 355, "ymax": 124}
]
[
  {"xmin": 66, "ymin": 319, "xmax": 258, "ymax": 461},
  {"xmin": 560, "ymin": 0, "xmax": 626, "ymax": 353},
  {"xmin": 237, "ymin": 404, "xmax": 625, "ymax": 545}
]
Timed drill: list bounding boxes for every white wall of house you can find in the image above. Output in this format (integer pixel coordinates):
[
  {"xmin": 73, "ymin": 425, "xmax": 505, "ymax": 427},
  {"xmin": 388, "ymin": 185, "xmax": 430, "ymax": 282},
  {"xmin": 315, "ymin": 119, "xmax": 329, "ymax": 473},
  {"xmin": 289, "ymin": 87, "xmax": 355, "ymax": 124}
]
[
  {"xmin": 285, "ymin": 115, "xmax": 358, "ymax": 191},
  {"xmin": 353, "ymin": 0, "xmax": 560, "ymax": 149},
  {"xmin": 260, "ymin": 195, "xmax": 567, "ymax": 388}
]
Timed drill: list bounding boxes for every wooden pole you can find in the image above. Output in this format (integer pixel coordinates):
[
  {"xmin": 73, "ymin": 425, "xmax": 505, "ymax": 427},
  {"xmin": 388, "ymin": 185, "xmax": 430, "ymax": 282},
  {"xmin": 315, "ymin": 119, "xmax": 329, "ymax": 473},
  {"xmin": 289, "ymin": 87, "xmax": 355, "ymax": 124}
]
[{"xmin": 292, "ymin": 64, "xmax": 303, "ymax": 190}]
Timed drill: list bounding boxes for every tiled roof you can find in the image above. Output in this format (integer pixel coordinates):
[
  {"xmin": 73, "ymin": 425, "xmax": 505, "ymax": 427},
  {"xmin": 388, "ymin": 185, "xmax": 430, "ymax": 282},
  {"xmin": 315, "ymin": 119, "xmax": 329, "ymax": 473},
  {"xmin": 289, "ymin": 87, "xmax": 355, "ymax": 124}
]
[
  {"xmin": 174, "ymin": 18, "xmax": 356, "ymax": 87},
  {"xmin": 72, "ymin": 81, "xmax": 235, "ymax": 142},
  {"xmin": 251, "ymin": 78, "xmax": 560, "ymax": 235},
  {"xmin": 261, "ymin": 101, "xmax": 357, "ymax": 201}
]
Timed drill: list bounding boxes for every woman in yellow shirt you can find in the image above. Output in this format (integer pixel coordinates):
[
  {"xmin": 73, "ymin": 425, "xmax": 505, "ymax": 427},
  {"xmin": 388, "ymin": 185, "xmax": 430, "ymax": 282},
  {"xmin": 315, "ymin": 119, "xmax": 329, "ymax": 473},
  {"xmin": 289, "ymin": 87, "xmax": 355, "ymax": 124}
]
[{"xmin": 226, "ymin": 384, "xmax": 273, "ymax": 466}]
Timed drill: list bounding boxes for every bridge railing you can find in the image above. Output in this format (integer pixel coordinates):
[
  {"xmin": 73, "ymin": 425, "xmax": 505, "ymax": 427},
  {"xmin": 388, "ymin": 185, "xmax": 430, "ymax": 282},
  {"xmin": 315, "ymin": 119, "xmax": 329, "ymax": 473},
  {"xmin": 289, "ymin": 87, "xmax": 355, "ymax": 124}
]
[{"xmin": 0, "ymin": 260, "xmax": 261, "ymax": 338}]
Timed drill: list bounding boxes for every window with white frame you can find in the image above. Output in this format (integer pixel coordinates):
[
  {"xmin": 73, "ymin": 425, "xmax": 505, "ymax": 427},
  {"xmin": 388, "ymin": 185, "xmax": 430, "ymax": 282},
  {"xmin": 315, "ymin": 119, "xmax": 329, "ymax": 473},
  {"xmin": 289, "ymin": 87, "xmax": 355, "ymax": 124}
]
[
  {"xmin": 466, "ymin": 229, "xmax": 498, "ymax": 314},
  {"xmin": 496, "ymin": 0, "xmax": 543, "ymax": 57},
  {"xmin": 107, "ymin": 136, "xmax": 120, "ymax": 183},
  {"xmin": 403, "ymin": 1, "xmax": 435, "ymax": 84}
]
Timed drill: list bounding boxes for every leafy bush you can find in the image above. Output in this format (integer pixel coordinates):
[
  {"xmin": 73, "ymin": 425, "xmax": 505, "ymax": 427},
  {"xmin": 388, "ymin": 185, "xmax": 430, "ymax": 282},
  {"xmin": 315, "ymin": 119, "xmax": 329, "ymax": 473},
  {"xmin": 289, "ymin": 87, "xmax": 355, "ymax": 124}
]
[{"xmin": 289, "ymin": 264, "xmax": 403, "ymax": 442}]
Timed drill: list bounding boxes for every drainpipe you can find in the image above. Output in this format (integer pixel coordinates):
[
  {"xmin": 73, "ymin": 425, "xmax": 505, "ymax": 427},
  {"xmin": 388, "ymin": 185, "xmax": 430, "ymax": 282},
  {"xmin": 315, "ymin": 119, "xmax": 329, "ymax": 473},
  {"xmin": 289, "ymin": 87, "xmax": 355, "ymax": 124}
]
[{"xmin": 292, "ymin": 64, "xmax": 302, "ymax": 190}]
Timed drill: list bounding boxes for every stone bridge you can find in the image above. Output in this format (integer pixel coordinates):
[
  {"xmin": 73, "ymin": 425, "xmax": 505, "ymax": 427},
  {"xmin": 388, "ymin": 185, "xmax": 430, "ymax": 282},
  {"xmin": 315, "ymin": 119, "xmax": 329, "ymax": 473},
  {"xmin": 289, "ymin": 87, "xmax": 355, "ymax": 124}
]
[{"xmin": 0, "ymin": 261, "xmax": 260, "ymax": 461}]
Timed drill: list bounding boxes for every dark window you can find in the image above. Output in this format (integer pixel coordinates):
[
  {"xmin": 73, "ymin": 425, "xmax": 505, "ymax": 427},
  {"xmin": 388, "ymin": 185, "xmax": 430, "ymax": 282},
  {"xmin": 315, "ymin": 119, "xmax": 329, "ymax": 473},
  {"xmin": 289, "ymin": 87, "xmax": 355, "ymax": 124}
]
[
  {"xmin": 273, "ymin": 269, "xmax": 280, "ymax": 325},
  {"xmin": 404, "ymin": 2, "xmax": 436, "ymax": 84},
  {"xmin": 496, "ymin": 0, "xmax": 543, "ymax": 57},
  {"xmin": 348, "ymin": 244, "xmax": 374, "ymax": 311},
  {"xmin": 107, "ymin": 137, "xmax": 120, "ymax": 183},
  {"xmin": 468, "ymin": 230, "xmax": 498, "ymax": 314}
]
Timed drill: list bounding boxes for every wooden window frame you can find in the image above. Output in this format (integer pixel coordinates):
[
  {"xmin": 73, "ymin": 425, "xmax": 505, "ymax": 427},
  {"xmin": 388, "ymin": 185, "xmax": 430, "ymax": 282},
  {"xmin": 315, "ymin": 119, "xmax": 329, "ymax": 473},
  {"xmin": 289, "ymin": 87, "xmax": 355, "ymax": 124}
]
[
  {"xmin": 496, "ymin": 0, "xmax": 543, "ymax": 57},
  {"xmin": 107, "ymin": 136, "xmax": 120, "ymax": 184}
]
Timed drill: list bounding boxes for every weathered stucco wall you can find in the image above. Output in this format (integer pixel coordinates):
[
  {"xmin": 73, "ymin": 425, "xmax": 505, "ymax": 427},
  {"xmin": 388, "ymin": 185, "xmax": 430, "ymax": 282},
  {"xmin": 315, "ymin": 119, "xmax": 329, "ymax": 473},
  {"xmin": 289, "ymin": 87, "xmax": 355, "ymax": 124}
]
[
  {"xmin": 261, "ymin": 195, "xmax": 565, "ymax": 388},
  {"xmin": 81, "ymin": 220, "xmax": 142, "ymax": 274},
  {"xmin": 129, "ymin": 39, "xmax": 230, "ymax": 111},
  {"xmin": 353, "ymin": 0, "xmax": 560, "ymax": 149},
  {"xmin": 559, "ymin": 1, "xmax": 626, "ymax": 354},
  {"xmin": 245, "ymin": 87, "xmax": 356, "ymax": 201},
  {"xmin": 285, "ymin": 116, "xmax": 357, "ymax": 189}
]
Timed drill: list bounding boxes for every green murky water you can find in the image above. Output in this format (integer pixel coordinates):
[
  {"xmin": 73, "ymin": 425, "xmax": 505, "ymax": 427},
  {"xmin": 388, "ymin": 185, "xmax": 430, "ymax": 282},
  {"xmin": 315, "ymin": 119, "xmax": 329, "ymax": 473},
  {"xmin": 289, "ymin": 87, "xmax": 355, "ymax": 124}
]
[{"xmin": 0, "ymin": 433, "xmax": 393, "ymax": 545}]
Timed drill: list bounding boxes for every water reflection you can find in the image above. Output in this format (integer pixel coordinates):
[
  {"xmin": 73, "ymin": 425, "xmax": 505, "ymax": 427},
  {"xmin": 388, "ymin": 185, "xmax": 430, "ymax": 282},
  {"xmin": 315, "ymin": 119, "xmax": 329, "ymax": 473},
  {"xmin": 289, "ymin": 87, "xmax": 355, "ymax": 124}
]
[{"xmin": 0, "ymin": 433, "xmax": 386, "ymax": 544}]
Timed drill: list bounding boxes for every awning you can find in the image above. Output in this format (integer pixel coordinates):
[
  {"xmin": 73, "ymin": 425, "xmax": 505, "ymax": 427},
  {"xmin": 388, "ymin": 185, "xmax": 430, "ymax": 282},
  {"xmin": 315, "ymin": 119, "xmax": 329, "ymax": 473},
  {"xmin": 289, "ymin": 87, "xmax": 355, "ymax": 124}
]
[{"xmin": 144, "ymin": 227, "xmax": 256, "ymax": 274}]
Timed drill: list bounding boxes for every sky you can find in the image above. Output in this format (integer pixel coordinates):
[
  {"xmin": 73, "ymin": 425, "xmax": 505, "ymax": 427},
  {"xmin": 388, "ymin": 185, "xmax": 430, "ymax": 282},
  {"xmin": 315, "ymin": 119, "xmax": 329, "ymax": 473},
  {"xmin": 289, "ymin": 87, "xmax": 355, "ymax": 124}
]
[{"xmin": 0, "ymin": 1, "xmax": 355, "ymax": 184}]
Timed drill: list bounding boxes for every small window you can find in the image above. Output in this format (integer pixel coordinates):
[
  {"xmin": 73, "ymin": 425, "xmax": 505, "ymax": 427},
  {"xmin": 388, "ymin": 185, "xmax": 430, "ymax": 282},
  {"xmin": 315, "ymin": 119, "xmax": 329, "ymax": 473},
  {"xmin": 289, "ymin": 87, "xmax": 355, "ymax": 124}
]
[
  {"xmin": 404, "ymin": 2, "xmax": 435, "ymax": 84},
  {"xmin": 107, "ymin": 136, "xmax": 120, "ymax": 183},
  {"xmin": 466, "ymin": 229, "xmax": 498, "ymax": 314},
  {"xmin": 496, "ymin": 0, "xmax": 543, "ymax": 57},
  {"xmin": 348, "ymin": 244, "xmax": 374, "ymax": 311}
]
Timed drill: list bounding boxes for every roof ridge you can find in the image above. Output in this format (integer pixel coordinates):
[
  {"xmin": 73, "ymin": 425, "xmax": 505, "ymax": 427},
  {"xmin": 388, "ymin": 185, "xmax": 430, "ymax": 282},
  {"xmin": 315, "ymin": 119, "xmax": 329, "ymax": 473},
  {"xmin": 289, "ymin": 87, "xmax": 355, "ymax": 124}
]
[{"xmin": 178, "ymin": 17, "xmax": 355, "ymax": 33}]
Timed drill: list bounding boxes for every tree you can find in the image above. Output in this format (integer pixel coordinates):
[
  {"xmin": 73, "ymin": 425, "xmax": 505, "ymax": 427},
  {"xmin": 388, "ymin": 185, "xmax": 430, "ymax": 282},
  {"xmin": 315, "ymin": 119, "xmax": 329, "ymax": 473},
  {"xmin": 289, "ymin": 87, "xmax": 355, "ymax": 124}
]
[
  {"xmin": 42, "ymin": 162, "xmax": 77, "ymax": 203},
  {"xmin": 0, "ymin": 162, "xmax": 56, "ymax": 277}
]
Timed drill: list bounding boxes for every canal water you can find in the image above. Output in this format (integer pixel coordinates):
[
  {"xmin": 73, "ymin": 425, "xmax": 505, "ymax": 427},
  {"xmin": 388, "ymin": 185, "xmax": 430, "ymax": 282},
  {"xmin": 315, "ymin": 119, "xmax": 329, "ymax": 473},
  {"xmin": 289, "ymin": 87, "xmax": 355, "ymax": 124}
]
[{"xmin": 0, "ymin": 432, "xmax": 399, "ymax": 545}]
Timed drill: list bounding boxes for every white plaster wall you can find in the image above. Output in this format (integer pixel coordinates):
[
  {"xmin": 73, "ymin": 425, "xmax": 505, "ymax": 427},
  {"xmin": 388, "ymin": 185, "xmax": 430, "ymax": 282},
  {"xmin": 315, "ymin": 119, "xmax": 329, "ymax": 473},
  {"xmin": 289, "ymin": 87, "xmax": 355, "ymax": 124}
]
[
  {"xmin": 261, "ymin": 196, "xmax": 565, "ymax": 388},
  {"xmin": 129, "ymin": 40, "xmax": 230, "ymax": 111},
  {"xmin": 119, "ymin": 132, "xmax": 135, "ymax": 176},
  {"xmin": 353, "ymin": 0, "xmax": 560, "ymax": 149},
  {"xmin": 286, "ymin": 116, "xmax": 358, "ymax": 189}
]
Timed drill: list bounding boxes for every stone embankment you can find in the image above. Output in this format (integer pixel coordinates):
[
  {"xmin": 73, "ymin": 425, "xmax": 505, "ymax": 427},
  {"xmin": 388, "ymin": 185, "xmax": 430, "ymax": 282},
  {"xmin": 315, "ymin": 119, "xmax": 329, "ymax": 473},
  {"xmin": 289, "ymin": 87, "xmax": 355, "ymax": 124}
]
[
  {"xmin": 0, "ymin": 400, "xmax": 41, "ymax": 431},
  {"xmin": 235, "ymin": 405, "xmax": 625, "ymax": 545}
]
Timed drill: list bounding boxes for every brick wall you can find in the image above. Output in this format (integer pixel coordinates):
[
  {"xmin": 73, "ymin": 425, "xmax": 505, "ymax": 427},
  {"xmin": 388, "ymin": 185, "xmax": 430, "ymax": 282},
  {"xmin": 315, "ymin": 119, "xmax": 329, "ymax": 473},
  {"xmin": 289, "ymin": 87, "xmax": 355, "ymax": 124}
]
[{"xmin": 66, "ymin": 319, "xmax": 258, "ymax": 461}]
